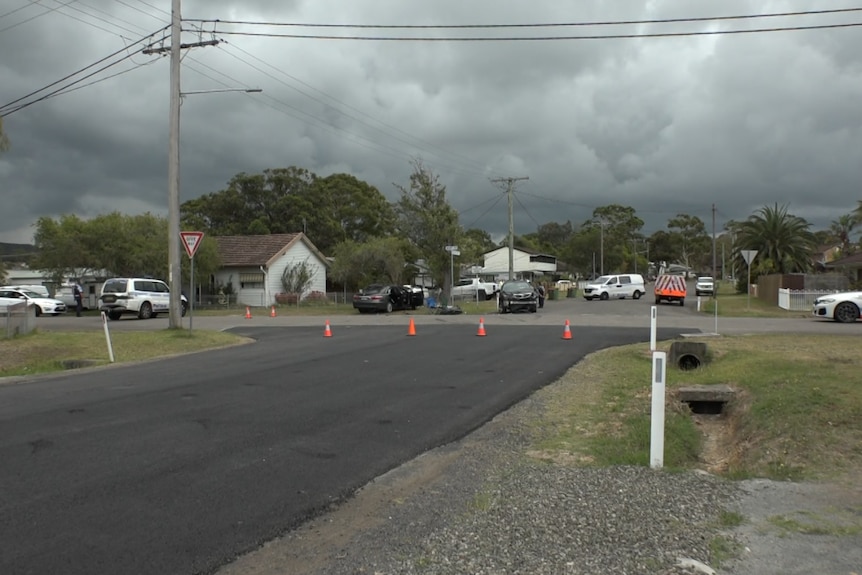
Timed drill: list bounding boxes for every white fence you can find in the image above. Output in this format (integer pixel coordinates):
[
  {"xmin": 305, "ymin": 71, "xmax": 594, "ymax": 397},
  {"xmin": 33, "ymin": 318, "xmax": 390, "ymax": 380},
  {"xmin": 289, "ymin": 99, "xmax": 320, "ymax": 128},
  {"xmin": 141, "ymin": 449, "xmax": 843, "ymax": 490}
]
[{"xmin": 778, "ymin": 288, "xmax": 839, "ymax": 311}]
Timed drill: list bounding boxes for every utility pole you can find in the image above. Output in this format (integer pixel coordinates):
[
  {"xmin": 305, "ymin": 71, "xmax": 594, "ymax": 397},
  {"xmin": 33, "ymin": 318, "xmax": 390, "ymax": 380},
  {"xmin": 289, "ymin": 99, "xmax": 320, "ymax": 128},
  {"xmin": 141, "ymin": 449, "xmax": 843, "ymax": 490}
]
[
  {"xmin": 145, "ymin": 0, "xmax": 218, "ymax": 329},
  {"xmin": 712, "ymin": 203, "xmax": 717, "ymax": 283},
  {"xmin": 490, "ymin": 176, "xmax": 529, "ymax": 280}
]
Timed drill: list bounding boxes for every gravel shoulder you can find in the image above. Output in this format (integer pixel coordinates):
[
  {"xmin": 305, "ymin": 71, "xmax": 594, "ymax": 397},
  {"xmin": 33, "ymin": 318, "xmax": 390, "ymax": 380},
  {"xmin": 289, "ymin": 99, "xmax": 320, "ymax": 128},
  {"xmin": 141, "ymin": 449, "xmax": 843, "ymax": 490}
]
[{"xmin": 219, "ymin": 350, "xmax": 862, "ymax": 575}]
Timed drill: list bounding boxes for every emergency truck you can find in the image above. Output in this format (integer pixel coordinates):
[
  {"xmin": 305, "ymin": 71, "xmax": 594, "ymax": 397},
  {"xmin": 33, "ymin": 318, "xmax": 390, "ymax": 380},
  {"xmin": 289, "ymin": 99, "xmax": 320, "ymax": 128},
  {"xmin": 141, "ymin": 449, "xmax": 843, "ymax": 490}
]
[{"xmin": 654, "ymin": 274, "xmax": 687, "ymax": 306}]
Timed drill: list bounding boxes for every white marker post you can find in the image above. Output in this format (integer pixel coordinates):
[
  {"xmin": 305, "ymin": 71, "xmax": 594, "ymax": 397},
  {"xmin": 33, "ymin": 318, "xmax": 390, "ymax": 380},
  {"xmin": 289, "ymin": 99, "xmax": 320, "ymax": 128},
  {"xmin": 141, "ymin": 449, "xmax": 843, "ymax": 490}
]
[
  {"xmin": 649, "ymin": 305, "xmax": 657, "ymax": 351},
  {"xmin": 101, "ymin": 311, "xmax": 115, "ymax": 363},
  {"xmin": 650, "ymin": 351, "xmax": 667, "ymax": 469}
]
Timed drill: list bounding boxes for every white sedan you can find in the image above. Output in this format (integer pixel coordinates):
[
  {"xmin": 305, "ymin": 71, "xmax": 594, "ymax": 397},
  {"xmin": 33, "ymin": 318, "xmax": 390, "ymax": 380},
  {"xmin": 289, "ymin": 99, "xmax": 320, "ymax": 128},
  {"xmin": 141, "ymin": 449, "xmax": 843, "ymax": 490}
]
[
  {"xmin": 0, "ymin": 288, "xmax": 67, "ymax": 316},
  {"xmin": 812, "ymin": 291, "xmax": 862, "ymax": 323}
]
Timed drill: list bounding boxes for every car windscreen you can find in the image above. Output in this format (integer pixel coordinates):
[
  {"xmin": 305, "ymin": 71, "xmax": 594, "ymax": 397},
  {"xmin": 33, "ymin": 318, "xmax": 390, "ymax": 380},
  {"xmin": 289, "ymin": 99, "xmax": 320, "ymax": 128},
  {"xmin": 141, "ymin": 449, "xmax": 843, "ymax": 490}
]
[
  {"xmin": 503, "ymin": 281, "xmax": 532, "ymax": 292},
  {"xmin": 19, "ymin": 290, "xmax": 41, "ymax": 298},
  {"xmin": 102, "ymin": 280, "xmax": 128, "ymax": 293},
  {"xmin": 362, "ymin": 285, "xmax": 387, "ymax": 295}
]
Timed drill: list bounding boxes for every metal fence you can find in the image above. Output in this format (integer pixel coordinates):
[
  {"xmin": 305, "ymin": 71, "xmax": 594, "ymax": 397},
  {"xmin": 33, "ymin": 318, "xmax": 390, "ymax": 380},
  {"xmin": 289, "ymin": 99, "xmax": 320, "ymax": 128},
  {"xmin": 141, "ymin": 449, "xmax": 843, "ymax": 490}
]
[
  {"xmin": 2, "ymin": 302, "xmax": 36, "ymax": 338},
  {"xmin": 777, "ymin": 288, "xmax": 839, "ymax": 311}
]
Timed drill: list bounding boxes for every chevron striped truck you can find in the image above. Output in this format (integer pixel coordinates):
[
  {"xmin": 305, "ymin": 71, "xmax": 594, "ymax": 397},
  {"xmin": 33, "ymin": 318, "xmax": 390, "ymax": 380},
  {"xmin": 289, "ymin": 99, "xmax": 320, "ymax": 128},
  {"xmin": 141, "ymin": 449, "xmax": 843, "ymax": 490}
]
[{"xmin": 654, "ymin": 274, "xmax": 687, "ymax": 306}]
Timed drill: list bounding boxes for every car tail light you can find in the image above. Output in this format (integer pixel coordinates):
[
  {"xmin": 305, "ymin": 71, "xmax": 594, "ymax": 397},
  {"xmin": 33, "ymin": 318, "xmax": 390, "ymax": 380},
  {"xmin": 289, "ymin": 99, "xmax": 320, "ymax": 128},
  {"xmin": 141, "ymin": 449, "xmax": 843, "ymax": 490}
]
[{"xmin": 371, "ymin": 295, "xmax": 382, "ymax": 301}]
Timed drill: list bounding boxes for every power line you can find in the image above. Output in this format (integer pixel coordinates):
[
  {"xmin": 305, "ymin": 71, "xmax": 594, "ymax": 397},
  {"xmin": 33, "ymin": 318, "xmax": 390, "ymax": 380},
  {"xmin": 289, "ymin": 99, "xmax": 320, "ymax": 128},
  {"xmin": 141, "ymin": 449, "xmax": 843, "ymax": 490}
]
[
  {"xmin": 0, "ymin": 27, "xmax": 167, "ymax": 115},
  {"xmin": 186, "ymin": 7, "xmax": 862, "ymax": 29},
  {"xmin": 200, "ymin": 22, "xmax": 862, "ymax": 42},
  {"xmin": 0, "ymin": 0, "xmax": 78, "ymax": 34}
]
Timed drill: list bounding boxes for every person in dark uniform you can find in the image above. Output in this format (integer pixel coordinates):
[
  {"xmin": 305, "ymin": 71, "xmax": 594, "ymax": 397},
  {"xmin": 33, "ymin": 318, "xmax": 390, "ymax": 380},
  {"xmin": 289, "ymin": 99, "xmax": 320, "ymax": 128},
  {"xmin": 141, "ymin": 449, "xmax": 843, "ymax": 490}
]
[
  {"xmin": 73, "ymin": 282, "xmax": 83, "ymax": 317},
  {"xmin": 537, "ymin": 283, "xmax": 546, "ymax": 309}
]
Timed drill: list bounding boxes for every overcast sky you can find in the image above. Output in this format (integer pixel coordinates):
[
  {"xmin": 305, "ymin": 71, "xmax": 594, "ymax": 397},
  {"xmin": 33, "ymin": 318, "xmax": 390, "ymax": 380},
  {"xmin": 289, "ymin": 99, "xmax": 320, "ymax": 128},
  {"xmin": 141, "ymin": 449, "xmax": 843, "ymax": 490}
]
[{"xmin": 1, "ymin": 0, "xmax": 861, "ymax": 247}]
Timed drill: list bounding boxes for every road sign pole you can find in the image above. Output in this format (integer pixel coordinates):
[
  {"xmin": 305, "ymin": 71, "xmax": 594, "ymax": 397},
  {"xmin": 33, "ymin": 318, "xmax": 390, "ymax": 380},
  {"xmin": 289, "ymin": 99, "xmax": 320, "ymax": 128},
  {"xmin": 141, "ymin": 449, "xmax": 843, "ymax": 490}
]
[{"xmin": 189, "ymin": 255, "xmax": 194, "ymax": 334}]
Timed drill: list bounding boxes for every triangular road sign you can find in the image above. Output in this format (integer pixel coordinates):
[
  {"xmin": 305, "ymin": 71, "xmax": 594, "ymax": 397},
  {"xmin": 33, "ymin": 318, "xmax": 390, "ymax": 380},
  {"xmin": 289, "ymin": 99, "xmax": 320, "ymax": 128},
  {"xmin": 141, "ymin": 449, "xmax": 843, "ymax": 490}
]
[
  {"xmin": 741, "ymin": 250, "xmax": 758, "ymax": 265},
  {"xmin": 180, "ymin": 231, "xmax": 204, "ymax": 258}
]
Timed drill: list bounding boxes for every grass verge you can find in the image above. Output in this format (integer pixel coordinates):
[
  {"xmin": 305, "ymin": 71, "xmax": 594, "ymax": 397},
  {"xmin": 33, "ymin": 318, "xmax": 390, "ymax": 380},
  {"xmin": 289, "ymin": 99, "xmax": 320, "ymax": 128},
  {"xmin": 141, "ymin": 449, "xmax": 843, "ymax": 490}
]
[
  {"xmin": 0, "ymin": 329, "xmax": 249, "ymax": 378},
  {"xmin": 531, "ymin": 333, "xmax": 862, "ymax": 481}
]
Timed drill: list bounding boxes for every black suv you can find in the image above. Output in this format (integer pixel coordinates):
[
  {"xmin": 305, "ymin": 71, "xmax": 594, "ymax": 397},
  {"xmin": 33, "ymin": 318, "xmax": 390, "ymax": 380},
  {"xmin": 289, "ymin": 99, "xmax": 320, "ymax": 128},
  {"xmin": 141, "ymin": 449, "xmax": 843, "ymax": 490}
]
[{"xmin": 498, "ymin": 280, "xmax": 538, "ymax": 313}]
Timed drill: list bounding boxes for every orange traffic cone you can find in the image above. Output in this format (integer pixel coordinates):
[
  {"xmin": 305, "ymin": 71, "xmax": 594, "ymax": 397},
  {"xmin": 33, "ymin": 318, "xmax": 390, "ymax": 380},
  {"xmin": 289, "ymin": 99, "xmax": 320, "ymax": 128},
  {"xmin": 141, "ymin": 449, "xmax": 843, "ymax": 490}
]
[
  {"xmin": 245, "ymin": 306, "xmax": 252, "ymax": 319},
  {"xmin": 407, "ymin": 317, "xmax": 417, "ymax": 336},
  {"xmin": 562, "ymin": 319, "xmax": 572, "ymax": 340},
  {"xmin": 476, "ymin": 317, "xmax": 487, "ymax": 337},
  {"xmin": 270, "ymin": 305, "xmax": 277, "ymax": 318},
  {"xmin": 323, "ymin": 319, "xmax": 332, "ymax": 338}
]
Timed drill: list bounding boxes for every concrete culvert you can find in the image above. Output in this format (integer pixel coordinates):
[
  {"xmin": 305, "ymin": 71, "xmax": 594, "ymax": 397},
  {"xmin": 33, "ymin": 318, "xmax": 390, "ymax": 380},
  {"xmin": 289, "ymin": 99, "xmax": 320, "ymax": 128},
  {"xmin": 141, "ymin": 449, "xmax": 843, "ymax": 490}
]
[{"xmin": 669, "ymin": 341, "xmax": 710, "ymax": 371}]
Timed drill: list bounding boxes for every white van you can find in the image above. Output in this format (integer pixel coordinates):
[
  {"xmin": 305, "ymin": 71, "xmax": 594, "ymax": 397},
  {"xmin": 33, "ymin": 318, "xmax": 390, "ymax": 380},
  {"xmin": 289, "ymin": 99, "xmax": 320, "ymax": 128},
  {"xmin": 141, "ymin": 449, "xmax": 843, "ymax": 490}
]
[{"xmin": 583, "ymin": 274, "xmax": 646, "ymax": 301}]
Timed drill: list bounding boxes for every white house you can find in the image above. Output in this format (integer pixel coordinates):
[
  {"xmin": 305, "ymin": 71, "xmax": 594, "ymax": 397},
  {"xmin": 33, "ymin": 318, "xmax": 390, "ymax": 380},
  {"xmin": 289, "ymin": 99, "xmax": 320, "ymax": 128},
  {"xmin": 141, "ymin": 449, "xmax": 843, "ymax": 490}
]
[
  {"xmin": 213, "ymin": 233, "xmax": 328, "ymax": 307},
  {"xmin": 481, "ymin": 246, "xmax": 557, "ymax": 280}
]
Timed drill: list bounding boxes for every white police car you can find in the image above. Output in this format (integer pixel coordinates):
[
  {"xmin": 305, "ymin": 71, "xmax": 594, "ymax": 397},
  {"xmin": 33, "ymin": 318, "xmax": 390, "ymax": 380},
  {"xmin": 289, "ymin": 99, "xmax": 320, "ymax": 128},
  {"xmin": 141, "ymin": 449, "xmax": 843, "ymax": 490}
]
[
  {"xmin": 99, "ymin": 278, "xmax": 188, "ymax": 320},
  {"xmin": 0, "ymin": 287, "xmax": 67, "ymax": 316}
]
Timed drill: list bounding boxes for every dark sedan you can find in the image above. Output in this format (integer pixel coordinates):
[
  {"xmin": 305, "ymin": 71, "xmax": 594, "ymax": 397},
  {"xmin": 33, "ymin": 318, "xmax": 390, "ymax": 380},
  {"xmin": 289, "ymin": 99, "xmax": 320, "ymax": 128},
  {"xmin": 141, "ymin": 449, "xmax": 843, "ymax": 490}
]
[
  {"xmin": 353, "ymin": 284, "xmax": 418, "ymax": 314},
  {"xmin": 498, "ymin": 280, "xmax": 538, "ymax": 313}
]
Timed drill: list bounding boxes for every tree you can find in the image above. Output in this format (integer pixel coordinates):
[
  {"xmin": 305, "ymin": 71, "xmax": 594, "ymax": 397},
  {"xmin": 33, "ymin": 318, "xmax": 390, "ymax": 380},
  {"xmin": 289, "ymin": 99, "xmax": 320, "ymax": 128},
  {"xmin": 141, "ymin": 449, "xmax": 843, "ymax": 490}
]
[
  {"xmin": 329, "ymin": 237, "xmax": 411, "ymax": 290},
  {"xmin": 31, "ymin": 212, "xmax": 220, "ymax": 283},
  {"xmin": 667, "ymin": 213, "xmax": 711, "ymax": 270},
  {"xmin": 733, "ymin": 203, "xmax": 817, "ymax": 277},
  {"xmin": 393, "ymin": 161, "xmax": 462, "ymax": 300},
  {"xmin": 578, "ymin": 205, "xmax": 644, "ymax": 275},
  {"xmin": 181, "ymin": 168, "xmax": 395, "ymax": 254},
  {"xmin": 828, "ymin": 213, "xmax": 856, "ymax": 255},
  {"xmin": 535, "ymin": 221, "xmax": 574, "ymax": 255}
]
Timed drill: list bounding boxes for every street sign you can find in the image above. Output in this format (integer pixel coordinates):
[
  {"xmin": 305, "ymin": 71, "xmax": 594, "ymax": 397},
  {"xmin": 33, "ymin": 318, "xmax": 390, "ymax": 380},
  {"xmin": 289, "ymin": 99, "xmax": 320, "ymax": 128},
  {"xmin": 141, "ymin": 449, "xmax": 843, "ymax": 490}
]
[
  {"xmin": 741, "ymin": 250, "xmax": 758, "ymax": 265},
  {"xmin": 444, "ymin": 245, "xmax": 458, "ymax": 252},
  {"xmin": 180, "ymin": 231, "xmax": 204, "ymax": 258},
  {"xmin": 451, "ymin": 250, "xmax": 460, "ymax": 256}
]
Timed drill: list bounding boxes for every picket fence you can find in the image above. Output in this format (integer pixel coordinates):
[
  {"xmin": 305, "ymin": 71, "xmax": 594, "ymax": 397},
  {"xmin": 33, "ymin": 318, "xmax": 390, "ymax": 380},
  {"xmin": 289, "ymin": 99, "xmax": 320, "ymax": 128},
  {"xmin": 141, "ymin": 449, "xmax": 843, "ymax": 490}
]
[{"xmin": 777, "ymin": 288, "xmax": 839, "ymax": 311}]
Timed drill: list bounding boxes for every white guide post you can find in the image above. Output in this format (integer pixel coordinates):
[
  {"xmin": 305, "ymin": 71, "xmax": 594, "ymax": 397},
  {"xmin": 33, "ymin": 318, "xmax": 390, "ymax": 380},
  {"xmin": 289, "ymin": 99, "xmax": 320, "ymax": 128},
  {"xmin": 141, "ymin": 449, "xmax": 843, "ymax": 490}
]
[
  {"xmin": 649, "ymin": 305, "xmax": 657, "ymax": 351},
  {"xmin": 650, "ymin": 351, "xmax": 666, "ymax": 469}
]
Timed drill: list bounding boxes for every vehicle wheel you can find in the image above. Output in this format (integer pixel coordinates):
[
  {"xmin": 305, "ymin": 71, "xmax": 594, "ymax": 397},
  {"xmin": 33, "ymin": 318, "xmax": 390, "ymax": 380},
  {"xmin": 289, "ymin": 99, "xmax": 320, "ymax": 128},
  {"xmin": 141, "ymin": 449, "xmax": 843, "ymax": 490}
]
[
  {"xmin": 478, "ymin": 289, "xmax": 486, "ymax": 301},
  {"xmin": 530, "ymin": 306, "xmax": 537, "ymax": 313},
  {"xmin": 655, "ymin": 297, "xmax": 661, "ymax": 305},
  {"xmin": 679, "ymin": 298, "xmax": 685, "ymax": 307},
  {"xmin": 181, "ymin": 301, "xmax": 188, "ymax": 317},
  {"xmin": 108, "ymin": 311, "xmax": 121, "ymax": 321},
  {"xmin": 600, "ymin": 292, "xmax": 609, "ymax": 301},
  {"xmin": 138, "ymin": 302, "xmax": 153, "ymax": 319},
  {"xmin": 833, "ymin": 301, "xmax": 859, "ymax": 323},
  {"xmin": 35, "ymin": 306, "xmax": 43, "ymax": 317},
  {"xmin": 386, "ymin": 301, "xmax": 393, "ymax": 313},
  {"xmin": 632, "ymin": 290, "xmax": 642, "ymax": 300}
]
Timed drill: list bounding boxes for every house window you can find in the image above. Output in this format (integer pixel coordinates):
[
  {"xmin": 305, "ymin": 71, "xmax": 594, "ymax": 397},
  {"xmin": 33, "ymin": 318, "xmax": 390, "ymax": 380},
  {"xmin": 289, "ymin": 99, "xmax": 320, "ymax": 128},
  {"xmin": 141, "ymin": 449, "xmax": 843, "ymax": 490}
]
[{"xmin": 239, "ymin": 272, "xmax": 265, "ymax": 289}]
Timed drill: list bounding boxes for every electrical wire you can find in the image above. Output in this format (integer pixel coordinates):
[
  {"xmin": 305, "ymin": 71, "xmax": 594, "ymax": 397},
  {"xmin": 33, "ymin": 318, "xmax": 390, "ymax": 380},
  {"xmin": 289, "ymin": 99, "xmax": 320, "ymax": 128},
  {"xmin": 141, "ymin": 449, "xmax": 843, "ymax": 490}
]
[
  {"xmin": 219, "ymin": 41, "xmax": 500, "ymax": 178},
  {"xmin": 200, "ymin": 22, "xmax": 862, "ymax": 42},
  {"xmin": 0, "ymin": 0, "xmax": 78, "ymax": 33},
  {"xmin": 462, "ymin": 193, "xmax": 505, "ymax": 230},
  {"xmin": 0, "ymin": 27, "xmax": 168, "ymax": 115},
  {"xmin": 186, "ymin": 7, "xmax": 862, "ymax": 29}
]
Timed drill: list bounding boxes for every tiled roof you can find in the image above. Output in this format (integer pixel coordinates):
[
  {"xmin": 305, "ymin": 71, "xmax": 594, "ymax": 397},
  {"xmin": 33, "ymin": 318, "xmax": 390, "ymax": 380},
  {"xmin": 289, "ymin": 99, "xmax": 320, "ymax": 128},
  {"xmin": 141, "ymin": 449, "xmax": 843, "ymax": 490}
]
[{"xmin": 215, "ymin": 233, "xmax": 300, "ymax": 266}]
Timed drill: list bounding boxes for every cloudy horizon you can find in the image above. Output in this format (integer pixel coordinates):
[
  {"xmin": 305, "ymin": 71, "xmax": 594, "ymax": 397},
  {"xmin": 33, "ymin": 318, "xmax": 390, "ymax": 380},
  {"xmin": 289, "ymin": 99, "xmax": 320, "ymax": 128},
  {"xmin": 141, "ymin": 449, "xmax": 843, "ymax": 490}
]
[{"xmin": 1, "ymin": 0, "xmax": 861, "ymax": 247}]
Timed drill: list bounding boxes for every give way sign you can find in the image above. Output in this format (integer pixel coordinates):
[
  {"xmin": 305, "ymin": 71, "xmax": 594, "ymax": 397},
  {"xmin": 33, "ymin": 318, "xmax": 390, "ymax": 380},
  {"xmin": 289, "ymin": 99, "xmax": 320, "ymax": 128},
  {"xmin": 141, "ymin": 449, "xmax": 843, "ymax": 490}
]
[{"xmin": 180, "ymin": 231, "xmax": 204, "ymax": 258}]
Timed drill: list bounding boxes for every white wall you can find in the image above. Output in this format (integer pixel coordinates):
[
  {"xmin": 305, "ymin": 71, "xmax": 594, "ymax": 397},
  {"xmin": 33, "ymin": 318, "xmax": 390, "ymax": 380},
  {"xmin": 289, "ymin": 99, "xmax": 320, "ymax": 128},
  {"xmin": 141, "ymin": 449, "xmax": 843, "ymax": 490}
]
[{"xmin": 483, "ymin": 247, "xmax": 556, "ymax": 275}]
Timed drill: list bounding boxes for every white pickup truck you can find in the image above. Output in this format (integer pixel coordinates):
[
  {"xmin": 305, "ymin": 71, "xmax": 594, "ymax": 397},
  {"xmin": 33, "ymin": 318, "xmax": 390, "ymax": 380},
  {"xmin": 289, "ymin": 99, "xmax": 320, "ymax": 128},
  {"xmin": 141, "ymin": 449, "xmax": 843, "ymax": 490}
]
[{"xmin": 451, "ymin": 278, "xmax": 499, "ymax": 300}]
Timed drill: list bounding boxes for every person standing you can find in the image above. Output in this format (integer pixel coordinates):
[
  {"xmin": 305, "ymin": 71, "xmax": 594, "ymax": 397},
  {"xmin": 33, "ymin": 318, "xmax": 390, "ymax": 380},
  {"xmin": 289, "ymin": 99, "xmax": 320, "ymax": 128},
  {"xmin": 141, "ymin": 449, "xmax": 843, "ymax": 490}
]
[
  {"xmin": 73, "ymin": 281, "xmax": 83, "ymax": 317},
  {"xmin": 537, "ymin": 283, "xmax": 546, "ymax": 309}
]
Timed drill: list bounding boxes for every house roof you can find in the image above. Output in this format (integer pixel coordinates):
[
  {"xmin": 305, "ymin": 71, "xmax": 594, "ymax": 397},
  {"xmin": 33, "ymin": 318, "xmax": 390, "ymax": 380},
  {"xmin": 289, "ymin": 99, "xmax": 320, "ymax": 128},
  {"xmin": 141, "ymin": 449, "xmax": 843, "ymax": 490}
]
[
  {"xmin": 825, "ymin": 252, "xmax": 862, "ymax": 268},
  {"xmin": 215, "ymin": 233, "xmax": 328, "ymax": 268}
]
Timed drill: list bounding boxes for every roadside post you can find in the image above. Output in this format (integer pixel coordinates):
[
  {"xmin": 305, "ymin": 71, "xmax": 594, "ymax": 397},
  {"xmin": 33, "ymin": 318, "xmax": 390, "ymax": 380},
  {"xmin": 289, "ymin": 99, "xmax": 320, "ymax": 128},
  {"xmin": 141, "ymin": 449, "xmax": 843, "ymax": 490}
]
[
  {"xmin": 650, "ymin": 351, "xmax": 667, "ymax": 469},
  {"xmin": 649, "ymin": 305, "xmax": 657, "ymax": 351},
  {"xmin": 180, "ymin": 231, "xmax": 204, "ymax": 333},
  {"xmin": 101, "ymin": 311, "xmax": 115, "ymax": 363},
  {"xmin": 445, "ymin": 245, "xmax": 459, "ymax": 307}
]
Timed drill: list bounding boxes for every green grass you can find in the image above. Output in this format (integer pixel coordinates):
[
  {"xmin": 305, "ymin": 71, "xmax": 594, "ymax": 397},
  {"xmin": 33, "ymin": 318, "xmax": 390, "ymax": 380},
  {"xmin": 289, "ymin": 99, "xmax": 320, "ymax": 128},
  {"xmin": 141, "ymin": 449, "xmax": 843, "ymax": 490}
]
[
  {"xmin": 766, "ymin": 509, "xmax": 862, "ymax": 536},
  {"xmin": 531, "ymin": 334, "xmax": 862, "ymax": 481},
  {"xmin": 697, "ymin": 292, "xmax": 809, "ymax": 318},
  {"xmin": 0, "ymin": 329, "xmax": 249, "ymax": 378}
]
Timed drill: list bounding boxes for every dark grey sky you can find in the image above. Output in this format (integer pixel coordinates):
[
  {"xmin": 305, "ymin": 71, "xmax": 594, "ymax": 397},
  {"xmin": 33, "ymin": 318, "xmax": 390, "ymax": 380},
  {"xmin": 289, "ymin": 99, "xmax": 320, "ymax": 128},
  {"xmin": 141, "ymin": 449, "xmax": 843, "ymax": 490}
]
[{"xmin": 1, "ymin": 0, "xmax": 861, "ymax": 246}]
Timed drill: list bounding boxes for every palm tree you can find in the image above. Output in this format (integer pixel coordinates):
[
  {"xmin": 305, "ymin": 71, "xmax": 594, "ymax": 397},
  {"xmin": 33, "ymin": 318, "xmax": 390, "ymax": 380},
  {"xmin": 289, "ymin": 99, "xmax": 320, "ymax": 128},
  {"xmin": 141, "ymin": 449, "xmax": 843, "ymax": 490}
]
[
  {"xmin": 828, "ymin": 213, "xmax": 856, "ymax": 254},
  {"xmin": 735, "ymin": 203, "xmax": 817, "ymax": 275},
  {"xmin": 853, "ymin": 200, "xmax": 862, "ymax": 226}
]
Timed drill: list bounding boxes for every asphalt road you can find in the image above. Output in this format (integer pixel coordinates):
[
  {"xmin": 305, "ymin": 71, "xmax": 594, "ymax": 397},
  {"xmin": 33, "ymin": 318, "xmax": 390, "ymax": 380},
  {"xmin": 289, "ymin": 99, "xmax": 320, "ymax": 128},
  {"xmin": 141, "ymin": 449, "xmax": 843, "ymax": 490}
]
[{"xmin": 0, "ymin": 321, "xmax": 693, "ymax": 575}]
